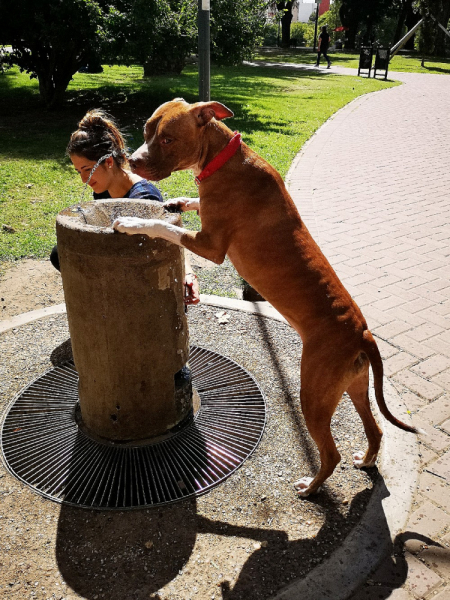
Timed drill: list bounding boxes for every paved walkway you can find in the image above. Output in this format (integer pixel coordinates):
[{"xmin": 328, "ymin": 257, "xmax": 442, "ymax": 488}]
[{"xmin": 286, "ymin": 68, "xmax": 450, "ymax": 599}]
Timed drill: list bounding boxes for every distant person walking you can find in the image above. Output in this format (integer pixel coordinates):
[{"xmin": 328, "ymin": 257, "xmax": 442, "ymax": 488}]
[{"xmin": 316, "ymin": 25, "xmax": 331, "ymax": 68}]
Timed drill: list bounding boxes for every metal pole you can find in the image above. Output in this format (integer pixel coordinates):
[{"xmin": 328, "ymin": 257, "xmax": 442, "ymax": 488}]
[
  {"xmin": 313, "ymin": 1, "xmax": 321, "ymax": 52},
  {"xmin": 198, "ymin": 0, "xmax": 210, "ymax": 102}
]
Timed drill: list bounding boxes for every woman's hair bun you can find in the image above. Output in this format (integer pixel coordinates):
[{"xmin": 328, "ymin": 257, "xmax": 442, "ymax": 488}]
[
  {"xmin": 67, "ymin": 109, "xmax": 127, "ymax": 165},
  {"xmin": 78, "ymin": 110, "xmax": 113, "ymax": 132}
]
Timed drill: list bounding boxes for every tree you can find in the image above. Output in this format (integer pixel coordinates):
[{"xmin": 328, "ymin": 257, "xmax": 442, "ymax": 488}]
[
  {"xmin": 0, "ymin": 0, "xmax": 106, "ymax": 108},
  {"xmin": 339, "ymin": 0, "xmax": 394, "ymax": 48},
  {"xmin": 210, "ymin": 0, "xmax": 268, "ymax": 65},
  {"xmin": 273, "ymin": 1, "xmax": 297, "ymax": 48},
  {"xmin": 392, "ymin": 0, "xmax": 421, "ymax": 46},
  {"xmin": 106, "ymin": 0, "xmax": 268, "ymax": 72},
  {"xmin": 104, "ymin": 0, "xmax": 198, "ymax": 76}
]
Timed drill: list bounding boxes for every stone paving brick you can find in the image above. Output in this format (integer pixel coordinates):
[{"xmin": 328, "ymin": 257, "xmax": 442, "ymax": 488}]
[
  {"xmin": 394, "ymin": 371, "xmax": 443, "ymax": 401},
  {"xmin": 433, "ymin": 371, "xmax": 450, "ymax": 390},
  {"xmin": 419, "ymin": 472, "xmax": 450, "ymax": 513},
  {"xmin": 443, "ymin": 419, "xmax": 450, "ymax": 436},
  {"xmin": 391, "ymin": 334, "xmax": 436, "ymax": 360},
  {"xmin": 427, "ymin": 450, "xmax": 450, "ymax": 481},
  {"xmin": 376, "ymin": 338, "xmax": 403, "ymax": 361},
  {"xmin": 406, "ymin": 501, "xmax": 450, "ymax": 541},
  {"xmin": 404, "ymin": 552, "xmax": 443, "ymax": 597},
  {"xmin": 418, "ymin": 544, "xmax": 450, "ymax": 581},
  {"xmin": 374, "ymin": 321, "xmax": 415, "ymax": 341},
  {"xmin": 417, "ymin": 395, "xmax": 450, "ymax": 426},
  {"xmin": 371, "ymin": 296, "xmax": 409, "ymax": 312},
  {"xmin": 432, "ymin": 303, "xmax": 450, "ymax": 317},
  {"xmin": 424, "ymin": 336, "xmax": 450, "ymax": 359},
  {"xmin": 383, "ymin": 308, "xmax": 427, "ymax": 330},
  {"xmin": 403, "ymin": 299, "xmax": 440, "ymax": 315},
  {"xmin": 351, "ymin": 586, "xmax": 414, "ymax": 599},
  {"xmin": 412, "ymin": 358, "xmax": 450, "ymax": 380},
  {"xmin": 432, "ymin": 588, "xmax": 450, "ymax": 600},
  {"xmin": 407, "ymin": 324, "xmax": 446, "ymax": 344},
  {"xmin": 411, "ymin": 419, "xmax": 450, "ymax": 453},
  {"xmin": 384, "ymin": 353, "xmax": 420, "ymax": 377},
  {"xmin": 418, "ymin": 444, "xmax": 439, "ymax": 467},
  {"xmin": 392, "ymin": 385, "xmax": 427, "ymax": 413},
  {"xmin": 419, "ymin": 309, "xmax": 450, "ymax": 331}
]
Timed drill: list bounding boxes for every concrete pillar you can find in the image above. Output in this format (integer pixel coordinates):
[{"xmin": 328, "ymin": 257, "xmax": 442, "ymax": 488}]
[{"xmin": 56, "ymin": 199, "xmax": 191, "ymax": 442}]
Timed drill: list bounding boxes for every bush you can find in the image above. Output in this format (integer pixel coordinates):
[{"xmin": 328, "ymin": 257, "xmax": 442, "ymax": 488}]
[
  {"xmin": 263, "ymin": 23, "xmax": 280, "ymax": 46},
  {"xmin": 290, "ymin": 22, "xmax": 310, "ymax": 46}
]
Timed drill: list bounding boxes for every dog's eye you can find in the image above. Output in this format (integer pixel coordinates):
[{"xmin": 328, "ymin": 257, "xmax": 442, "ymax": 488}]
[{"xmin": 161, "ymin": 138, "xmax": 172, "ymax": 145}]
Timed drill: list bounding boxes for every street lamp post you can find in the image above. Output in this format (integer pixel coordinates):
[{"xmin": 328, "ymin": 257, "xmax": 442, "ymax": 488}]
[
  {"xmin": 198, "ymin": 0, "xmax": 210, "ymax": 101},
  {"xmin": 313, "ymin": 0, "xmax": 322, "ymax": 52}
]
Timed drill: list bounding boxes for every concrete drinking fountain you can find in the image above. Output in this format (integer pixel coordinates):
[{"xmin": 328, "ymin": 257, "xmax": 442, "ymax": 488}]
[{"xmin": 0, "ymin": 200, "xmax": 266, "ymax": 509}]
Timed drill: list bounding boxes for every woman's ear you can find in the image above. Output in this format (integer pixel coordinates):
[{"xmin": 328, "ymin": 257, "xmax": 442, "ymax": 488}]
[{"xmin": 106, "ymin": 156, "xmax": 114, "ymax": 169}]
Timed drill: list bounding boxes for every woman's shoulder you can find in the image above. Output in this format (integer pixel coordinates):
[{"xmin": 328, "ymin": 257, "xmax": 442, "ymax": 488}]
[{"xmin": 127, "ymin": 180, "xmax": 163, "ymax": 202}]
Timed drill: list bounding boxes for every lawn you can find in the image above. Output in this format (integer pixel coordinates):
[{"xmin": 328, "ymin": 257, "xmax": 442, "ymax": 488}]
[
  {"xmin": 254, "ymin": 47, "xmax": 450, "ymax": 74},
  {"xmin": 0, "ymin": 62, "xmax": 395, "ymax": 293}
]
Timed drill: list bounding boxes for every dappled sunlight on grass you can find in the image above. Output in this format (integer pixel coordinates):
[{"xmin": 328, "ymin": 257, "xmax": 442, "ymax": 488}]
[
  {"xmin": 1, "ymin": 62, "xmax": 395, "ymax": 260},
  {"xmin": 254, "ymin": 47, "xmax": 450, "ymax": 74}
]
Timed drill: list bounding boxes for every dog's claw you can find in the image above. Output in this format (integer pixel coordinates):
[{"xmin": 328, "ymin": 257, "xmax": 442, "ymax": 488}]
[
  {"xmin": 353, "ymin": 451, "xmax": 376, "ymax": 469},
  {"xmin": 294, "ymin": 476, "xmax": 315, "ymax": 497}
]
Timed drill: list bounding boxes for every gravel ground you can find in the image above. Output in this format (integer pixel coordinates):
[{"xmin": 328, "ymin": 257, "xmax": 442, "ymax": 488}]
[{"xmin": 0, "ymin": 304, "xmax": 378, "ymax": 600}]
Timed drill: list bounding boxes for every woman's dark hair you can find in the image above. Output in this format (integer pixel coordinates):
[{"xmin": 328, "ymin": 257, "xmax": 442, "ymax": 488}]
[{"xmin": 66, "ymin": 109, "xmax": 128, "ymax": 166}]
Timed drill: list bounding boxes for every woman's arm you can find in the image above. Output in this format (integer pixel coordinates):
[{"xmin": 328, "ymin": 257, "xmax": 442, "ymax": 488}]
[{"xmin": 184, "ymin": 254, "xmax": 200, "ymax": 305}]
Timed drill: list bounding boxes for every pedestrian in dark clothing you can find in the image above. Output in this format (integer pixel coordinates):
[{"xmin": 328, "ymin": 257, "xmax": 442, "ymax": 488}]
[{"xmin": 316, "ymin": 25, "xmax": 331, "ymax": 68}]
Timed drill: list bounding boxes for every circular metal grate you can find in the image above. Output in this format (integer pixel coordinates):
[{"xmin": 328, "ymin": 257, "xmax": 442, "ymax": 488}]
[{"xmin": 0, "ymin": 346, "xmax": 265, "ymax": 509}]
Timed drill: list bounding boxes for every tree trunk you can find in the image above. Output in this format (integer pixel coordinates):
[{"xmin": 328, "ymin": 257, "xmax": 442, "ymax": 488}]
[
  {"xmin": 37, "ymin": 68, "xmax": 76, "ymax": 109},
  {"xmin": 433, "ymin": 3, "xmax": 450, "ymax": 57},
  {"xmin": 281, "ymin": 10, "xmax": 293, "ymax": 47},
  {"xmin": 393, "ymin": 1, "xmax": 409, "ymax": 44},
  {"xmin": 404, "ymin": 8, "xmax": 421, "ymax": 50},
  {"xmin": 277, "ymin": 1, "xmax": 294, "ymax": 48}
]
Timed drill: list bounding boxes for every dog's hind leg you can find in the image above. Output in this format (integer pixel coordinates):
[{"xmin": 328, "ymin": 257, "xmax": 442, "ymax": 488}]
[
  {"xmin": 294, "ymin": 355, "xmax": 345, "ymax": 497},
  {"xmin": 346, "ymin": 360, "xmax": 383, "ymax": 469}
]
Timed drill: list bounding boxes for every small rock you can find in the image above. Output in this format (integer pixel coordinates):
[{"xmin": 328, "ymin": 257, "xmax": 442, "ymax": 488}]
[{"xmin": 2, "ymin": 224, "xmax": 16, "ymax": 233}]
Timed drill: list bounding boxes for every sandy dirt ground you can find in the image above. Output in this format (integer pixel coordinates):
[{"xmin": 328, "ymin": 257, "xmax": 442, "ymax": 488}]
[{"xmin": 0, "ymin": 259, "xmax": 376, "ymax": 600}]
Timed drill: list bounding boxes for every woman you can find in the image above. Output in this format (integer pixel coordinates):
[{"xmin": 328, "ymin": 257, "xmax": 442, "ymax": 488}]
[{"xmin": 51, "ymin": 109, "xmax": 199, "ymax": 304}]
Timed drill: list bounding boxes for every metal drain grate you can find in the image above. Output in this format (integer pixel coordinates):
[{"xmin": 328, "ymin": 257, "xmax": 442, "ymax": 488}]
[{"xmin": 0, "ymin": 346, "xmax": 266, "ymax": 509}]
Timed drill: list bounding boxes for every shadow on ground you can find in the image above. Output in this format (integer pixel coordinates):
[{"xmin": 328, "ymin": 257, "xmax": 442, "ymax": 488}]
[{"xmin": 55, "ymin": 473, "xmax": 389, "ymax": 600}]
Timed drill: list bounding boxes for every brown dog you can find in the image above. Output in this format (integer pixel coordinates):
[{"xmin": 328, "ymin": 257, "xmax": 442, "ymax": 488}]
[{"xmin": 113, "ymin": 99, "xmax": 420, "ymax": 497}]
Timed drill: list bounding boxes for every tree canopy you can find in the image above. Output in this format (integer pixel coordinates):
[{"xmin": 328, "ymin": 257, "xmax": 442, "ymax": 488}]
[
  {"xmin": 0, "ymin": 0, "xmax": 106, "ymax": 108},
  {"xmin": 0, "ymin": 0, "xmax": 270, "ymax": 107}
]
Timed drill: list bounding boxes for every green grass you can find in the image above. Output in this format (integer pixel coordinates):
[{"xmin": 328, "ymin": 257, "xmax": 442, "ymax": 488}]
[
  {"xmin": 254, "ymin": 47, "xmax": 450, "ymax": 74},
  {"xmin": 0, "ymin": 62, "xmax": 395, "ymax": 271}
]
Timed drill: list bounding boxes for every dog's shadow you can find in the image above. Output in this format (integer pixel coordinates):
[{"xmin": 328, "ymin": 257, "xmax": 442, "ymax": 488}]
[
  {"xmin": 50, "ymin": 330, "xmax": 409, "ymax": 600},
  {"xmin": 54, "ymin": 472, "xmax": 407, "ymax": 600}
]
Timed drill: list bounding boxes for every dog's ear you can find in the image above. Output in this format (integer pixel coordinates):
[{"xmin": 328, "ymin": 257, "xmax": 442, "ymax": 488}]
[{"xmin": 193, "ymin": 102, "xmax": 234, "ymax": 126}]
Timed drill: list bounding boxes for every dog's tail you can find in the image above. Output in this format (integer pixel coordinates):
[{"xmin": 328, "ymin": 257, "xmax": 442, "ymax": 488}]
[{"xmin": 362, "ymin": 330, "xmax": 422, "ymax": 434}]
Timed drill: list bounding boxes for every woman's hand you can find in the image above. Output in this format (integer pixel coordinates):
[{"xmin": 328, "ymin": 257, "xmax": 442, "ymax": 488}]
[
  {"xmin": 184, "ymin": 272, "xmax": 200, "ymax": 305},
  {"xmin": 164, "ymin": 198, "xmax": 200, "ymax": 215}
]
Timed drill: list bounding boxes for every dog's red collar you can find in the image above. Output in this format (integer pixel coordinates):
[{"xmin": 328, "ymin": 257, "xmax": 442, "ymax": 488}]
[{"xmin": 195, "ymin": 131, "xmax": 242, "ymax": 186}]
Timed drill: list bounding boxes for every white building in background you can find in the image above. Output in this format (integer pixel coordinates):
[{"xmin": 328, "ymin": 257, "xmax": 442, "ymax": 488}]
[
  {"xmin": 294, "ymin": 0, "xmax": 317, "ymax": 23},
  {"xmin": 294, "ymin": 0, "xmax": 331, "ymax": 23},
  {"xmin": 266, "ymin": 1, "xmax": 331, "ymax": 25}
]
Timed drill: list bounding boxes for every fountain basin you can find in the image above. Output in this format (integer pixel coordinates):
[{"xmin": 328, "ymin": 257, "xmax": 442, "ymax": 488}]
[{"xmin": 56, "ymin": 200, "xmax": 190, "ymax": 441}]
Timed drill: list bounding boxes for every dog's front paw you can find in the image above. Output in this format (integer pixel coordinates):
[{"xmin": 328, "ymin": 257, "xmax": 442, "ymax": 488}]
[
  {"xmin": 293, "ymin": 476, "xmax": 316, "ymax": 497},
  {"xmin": 112, "ymin": 217, "xmax": 161, "ymax": 237},
  {"xmin": 353, "ymin": 451, "xmax": 377, "ymax": 469}
]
